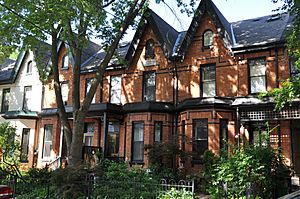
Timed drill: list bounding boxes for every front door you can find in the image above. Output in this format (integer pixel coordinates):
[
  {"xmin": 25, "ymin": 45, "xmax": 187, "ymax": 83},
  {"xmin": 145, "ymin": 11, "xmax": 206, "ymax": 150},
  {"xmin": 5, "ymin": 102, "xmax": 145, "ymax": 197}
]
[{"xmin": 292, "ymin": 120, "xmax": 300, "ymax": 174}]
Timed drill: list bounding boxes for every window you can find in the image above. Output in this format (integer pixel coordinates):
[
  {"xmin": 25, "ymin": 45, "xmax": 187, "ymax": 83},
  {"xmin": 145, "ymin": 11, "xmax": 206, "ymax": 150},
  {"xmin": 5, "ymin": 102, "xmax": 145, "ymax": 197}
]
[
  {"xmin": 43, "ymin": 125, "xmax": 53, "ymax": 158},
  {"xmin": 62, "ymin": 54, "xmax": 68, "ymax": 69},
  {"xmin": 192, "ymin": 119, "xmax": 208, "ymax": 162},
  {"xmin": 220, "ymin": 119, "xmax": 228, "ymax": 153},
  {"xmin": 26, "ymin": 61, "xmax": 32, "ymax": 74},
  {"xmin": 106, "ymin": 122, "xmax": 120, "ymax": 157},
  {"xmin": 145, "ymin": 39, "xmax": 155, "ymax": 59},
  {"xmin": 1, "ymin": 88, "xmax": 10, "ymax": 113},
  {"xmin": 23, "ymin": 86, "xmax": 32, "ymax": 111},
  {"xmin": 110, "ymin": 76, "xmax": 122, "ymax": 104},
  {"xmin": 20, "ymin": 128, "xmax": 30, "ymax": 162},
  {"xmin": 61, "ymin": 82, "xmax": 69, "ymax": 105},
  {"xmin": 249, "ymin": 58, "xmax": 266, "ymax": 94},
  {"xmin": 250, "ymin": 123, "xmax": 269, "ymax": 146},
  {"xmin": 181, "ymin": 120, "xmax": 185, "ymax": 151},
  {"xmin": 86, "ymin": 78, "xmax": 96, "ymax": 103},
  {"xmin": 83, "ymin": 123, "xmax": 94, "ymax": 146},
  {"xmin": 154, "ymin": 122, "xmax": 162, "ymax": 143},
  {"xmin": 143, "ymin": 71, "xmax": 156, "ymax": 101},
  {"xmin": 290, "ymin": 57, "xmax": 300, "ymax": 78},
  {"xmin": 203, "ymin": 30, "xmax": 213, "ymax": 47},
  {"xmin": 132, "ymin": 122, "xmax": 144, "ymax": 162},
  {"xmin": 201, "ymin": 65, "xmax": 216, "ymax": 97}
]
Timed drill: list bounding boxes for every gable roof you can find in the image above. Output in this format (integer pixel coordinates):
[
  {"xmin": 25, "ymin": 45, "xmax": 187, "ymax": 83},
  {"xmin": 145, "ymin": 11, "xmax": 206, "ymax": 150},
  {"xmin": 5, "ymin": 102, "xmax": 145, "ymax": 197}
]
[
  {"xmin": 232, "ymin": 13, "xmax": 293, "ymax": 50},
  {"xmin": 79, "ymin": 1, "xmax": 295, "ymax": 69},
  {"xmin": 80, "ymin": 42, "xmax": 131, "ymax": 72},
  {"xmin": 147, "ymin": 9, "xmax": 179, "ymax": 58},
  {"xmin": 0, "ymin": 41, "xmax": 51, "ymax": 85},
  {"xmin": 0, "ymin": 58, "xmax": 17, "ymax": 84},
  {"xmin": 80, "ymin": 9, "xmax": 180, "ymax": 72},
  {"xmin": 175, "ymin": 0, "xmax": 233, "ymax": 57}
]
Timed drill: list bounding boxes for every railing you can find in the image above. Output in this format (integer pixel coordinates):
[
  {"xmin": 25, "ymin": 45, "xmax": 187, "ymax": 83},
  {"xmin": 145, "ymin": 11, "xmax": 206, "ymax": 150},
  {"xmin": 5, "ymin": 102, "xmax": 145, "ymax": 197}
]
[
  {"xmin": 85, "ymin": 174, "xmax": 195, "ymax": 199},
  {"xmin": 47, "ymin": 156, "xmax": 62, "ymax": 170}
]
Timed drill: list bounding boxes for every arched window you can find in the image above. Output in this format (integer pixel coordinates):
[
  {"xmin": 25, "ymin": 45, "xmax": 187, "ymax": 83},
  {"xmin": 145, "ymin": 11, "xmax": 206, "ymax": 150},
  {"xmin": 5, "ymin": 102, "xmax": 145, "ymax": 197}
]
[
  {"xmin": 62, "ymin": 54, "xmax": 68, "ymax": 69},
  {"xmin": 145, "ymin": 39, "xmax": 155, "ymax": 59},
  {"xmin": 26, "ymin": 61, "xmax": 32, "ymax": 74},
  {"xmin": 203, "ymin": 30, "xmax": 213, "ymax": 47}
]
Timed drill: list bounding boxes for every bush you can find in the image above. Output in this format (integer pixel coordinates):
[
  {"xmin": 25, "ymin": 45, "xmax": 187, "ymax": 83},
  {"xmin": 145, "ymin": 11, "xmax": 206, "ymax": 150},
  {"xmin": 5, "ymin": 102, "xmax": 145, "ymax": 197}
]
[
  {"xmin": 205, "ymin": 145, "xmax": 290, "ymax": 199},
  {"xmin": 158, "ymin": 188, "xmax": 193, "ymax": 199},
  {"xmin": 93, "ymin": 160, "xmax": 159, "ymax": 198}
]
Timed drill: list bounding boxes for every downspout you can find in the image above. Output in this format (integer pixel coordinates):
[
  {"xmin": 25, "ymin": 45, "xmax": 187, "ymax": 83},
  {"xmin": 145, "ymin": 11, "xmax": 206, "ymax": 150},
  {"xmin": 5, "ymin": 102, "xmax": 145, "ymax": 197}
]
[
  {"xmin": 102, "ymin": 112, "xmax": 108, "ymax": 156},
  {"xmin": 236, "ymin": 107, "xmax": 240, "ymax": 149},
  {"xmin": 98, "ymin": 118, "xmax": 101, "ymax": 149},
  {"xmin": 33, "ymin": 118, "xmax": 39, "ymax": 167},
  {"xmin": 275, "ymin": 48, "xmax": 279, "ymax": 88},
  {"xmin": 173, "ymin": 56, "xmax": 179, "ymax": 170}
]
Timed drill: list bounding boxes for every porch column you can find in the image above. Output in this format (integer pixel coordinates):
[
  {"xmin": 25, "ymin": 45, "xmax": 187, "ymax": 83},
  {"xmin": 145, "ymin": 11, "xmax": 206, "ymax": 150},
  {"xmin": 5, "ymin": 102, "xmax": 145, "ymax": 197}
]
[{"xmin": 102, "ymin": 112, "xmax": 108, "ymax": 156}]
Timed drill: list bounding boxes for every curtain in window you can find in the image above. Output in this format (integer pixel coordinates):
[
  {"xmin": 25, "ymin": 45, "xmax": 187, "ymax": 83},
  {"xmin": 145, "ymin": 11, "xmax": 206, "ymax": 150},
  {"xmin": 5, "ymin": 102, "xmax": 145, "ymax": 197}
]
[{"xmin": 132, "ymin": 122, "xmax": 144, "ymax": 161}]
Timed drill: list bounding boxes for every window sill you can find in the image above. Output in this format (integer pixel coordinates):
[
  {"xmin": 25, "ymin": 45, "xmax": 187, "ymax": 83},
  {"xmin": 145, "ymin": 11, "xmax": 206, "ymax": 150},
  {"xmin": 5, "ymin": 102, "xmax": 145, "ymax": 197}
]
[
  {"xmin": 41, "ymin": 158, "xmax": 51, "ymax": 162},
  {"xmin": 191, "ymin": 159, "xmax": 204, "ymax": 165},
  {"xmin": 129, "ymin": 161, "xmax": 144, "ymax": 166},
  {"xmin": 144, "ymin": 59, "xmax": 157, "ymax": 67}
]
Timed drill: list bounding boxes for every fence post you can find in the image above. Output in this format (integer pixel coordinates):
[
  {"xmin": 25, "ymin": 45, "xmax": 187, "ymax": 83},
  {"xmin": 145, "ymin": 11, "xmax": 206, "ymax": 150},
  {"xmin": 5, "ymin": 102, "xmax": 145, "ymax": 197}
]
[
  {"xmin": 192, "ymin": 179, "xmax": 195, "ymax": 199},
  {"xmin": 133, "ymin": 177, "xmax": 136, "ymax": 199}
]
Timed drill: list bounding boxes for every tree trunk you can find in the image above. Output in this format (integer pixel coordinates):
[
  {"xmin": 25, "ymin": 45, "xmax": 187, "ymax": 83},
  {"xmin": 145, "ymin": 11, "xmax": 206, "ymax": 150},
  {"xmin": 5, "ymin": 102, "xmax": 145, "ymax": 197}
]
[{"xmin": 68, "ymin": 111, "xmax": 86, "ymax": 166}]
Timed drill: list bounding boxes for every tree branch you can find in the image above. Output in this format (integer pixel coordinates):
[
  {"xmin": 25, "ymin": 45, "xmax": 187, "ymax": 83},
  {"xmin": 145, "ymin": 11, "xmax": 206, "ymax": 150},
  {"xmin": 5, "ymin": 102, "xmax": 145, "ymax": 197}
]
[{"xmin": 81, "ymin": 0, "xmax": 147, "ymax": 112}]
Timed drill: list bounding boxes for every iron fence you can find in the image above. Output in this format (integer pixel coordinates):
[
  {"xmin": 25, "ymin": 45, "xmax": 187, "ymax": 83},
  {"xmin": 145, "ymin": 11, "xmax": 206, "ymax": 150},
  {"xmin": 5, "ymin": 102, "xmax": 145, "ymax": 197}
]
[{"xmin": 1, "ymin": 170, "xmax": 194, "ymax": 198}]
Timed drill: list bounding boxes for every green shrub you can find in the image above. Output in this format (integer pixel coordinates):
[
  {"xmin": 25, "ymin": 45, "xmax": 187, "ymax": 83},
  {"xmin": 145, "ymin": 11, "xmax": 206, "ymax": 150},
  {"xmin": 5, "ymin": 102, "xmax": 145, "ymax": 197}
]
[
  {"xmin": 205, "ymin": 145, "xmax": 290, "ymax": 199},
  {"xmin": 93, "ymin": 160, "xmax": 159, "ymax": 198},
  {"xmin": 158, "ymin": 188, "xmax": 193, "ymax": 199}
]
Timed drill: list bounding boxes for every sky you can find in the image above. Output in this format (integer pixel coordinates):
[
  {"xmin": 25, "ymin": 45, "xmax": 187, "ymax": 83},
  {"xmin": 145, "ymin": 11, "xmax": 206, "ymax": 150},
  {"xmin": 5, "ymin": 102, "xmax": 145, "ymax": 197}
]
[{"xmin": 148, "ymin": 0, "xmax": 284, "ymax": 32}]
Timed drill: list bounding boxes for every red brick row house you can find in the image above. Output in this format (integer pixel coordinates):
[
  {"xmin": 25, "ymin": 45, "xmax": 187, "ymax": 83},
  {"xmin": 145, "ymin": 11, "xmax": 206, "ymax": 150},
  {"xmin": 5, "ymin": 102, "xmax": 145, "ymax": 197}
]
[{"xmin": 37, "ymin": 0, "xmax": 299, "ymax": 177}]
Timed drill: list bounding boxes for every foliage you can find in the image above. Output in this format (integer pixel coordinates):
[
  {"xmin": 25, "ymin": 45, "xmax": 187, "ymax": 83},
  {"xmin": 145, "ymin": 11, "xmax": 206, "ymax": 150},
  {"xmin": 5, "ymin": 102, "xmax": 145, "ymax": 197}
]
[
  {"xmin": 0, "ymin": 122, "xmax": 20, "ymax": 165},
  {"xmin": 51, "ymin": 165, "xmax": 91, "ymax": 199},
  {"xmin": 93, "ymin": 160, "xmax": 159, "ymax": 199},
  {"xmin": 158, "ymin": 187, "xmax": 193, "ymax": 199},
  {"xmin": 205, "ymin": 144, "xmax": 290, "ymax": 199},
  {"xmin": 146, "ymin": 140, "xmax": 188, "ymax": 180},
  {"xmin": 266, "ymin": 0, "xmax": 300, "ymax": 109}
]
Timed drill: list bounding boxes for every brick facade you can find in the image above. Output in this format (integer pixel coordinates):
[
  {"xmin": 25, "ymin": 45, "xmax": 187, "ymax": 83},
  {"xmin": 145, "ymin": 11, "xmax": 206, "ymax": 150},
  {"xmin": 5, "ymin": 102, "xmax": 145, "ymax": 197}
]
[{"xmin": 37, "ymin": 1, "xmax": 300, "ymax": 174}]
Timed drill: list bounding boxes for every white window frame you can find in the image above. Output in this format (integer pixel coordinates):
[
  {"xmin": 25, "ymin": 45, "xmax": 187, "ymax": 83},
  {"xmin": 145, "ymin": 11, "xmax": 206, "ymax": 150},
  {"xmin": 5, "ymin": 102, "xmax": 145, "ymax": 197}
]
[
  {"xmin": 203, "ymin": 30, "xmax": 213, "ymax": 47},
  {"xmin": 110, "ymin": 76, "xmax": 122, "ymax": 104},
  {"xmin": 83, "ymin": 123, "xmax": 94, "ymax": 146},
  {"xmin": 249, "ymin": 58, "xmax": 266, "ymax": 94},
  {"xmin": 201, "ymin": 65, "xmax": 216, "ymax": 97},
  {"xmin": 86, "ymin": 78, "xmax": 96, "ymax": 104},
  {"xmin": 23, "ymin": 86, "xmax": 32, "ymax": 111},
  {"xmin": 61, "ymin": 82, "xmax": 69, "ymax": 105},
  {"xmin": 43, "ymin": 125, "xmax": 53, "ymax": 159}
]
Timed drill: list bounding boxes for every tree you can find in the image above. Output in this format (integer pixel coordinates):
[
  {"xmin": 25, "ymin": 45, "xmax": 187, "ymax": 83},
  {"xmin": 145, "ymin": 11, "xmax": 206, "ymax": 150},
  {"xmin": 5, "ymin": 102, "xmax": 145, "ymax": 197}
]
[
  {"xmin": 0, "ymin": 122, "xmax": 19, "ymax": 166},
  {"xmin": 0, "ymin": 0, "xmax": 194, "ymax": 166},
  {"xmin": 267, "ymin": 0, "xmax": 300, "ymax": 109}
]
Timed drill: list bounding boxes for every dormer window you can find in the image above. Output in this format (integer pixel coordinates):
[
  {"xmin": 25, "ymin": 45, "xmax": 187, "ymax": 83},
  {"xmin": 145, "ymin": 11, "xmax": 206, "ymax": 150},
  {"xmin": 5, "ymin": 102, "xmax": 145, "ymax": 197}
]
[
  {"xmin": 145, "ymin": 39, "xmax": 155, "ymax": 59},
  {"xmin": 62, "ymin": 54, "xmax": 68, "ymax": 69},
  {"xmin": 203, "ymin": 30, "xmax": 213, "ymax": 47},
  {"xmin": 26, "ymin": 61, "xmax": 32, "ymax": 74}
]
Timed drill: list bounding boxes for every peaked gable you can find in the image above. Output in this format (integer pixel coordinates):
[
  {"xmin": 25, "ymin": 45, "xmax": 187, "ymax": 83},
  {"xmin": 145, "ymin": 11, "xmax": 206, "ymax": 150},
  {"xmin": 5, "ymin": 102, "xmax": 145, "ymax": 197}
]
[
  {"xmin": 175, "ymin": 0, "xmax": 234, "ymax": 57},
  {"xmin": 130, "ymin": 9, "xmax": 179, "ymax": 62}
]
